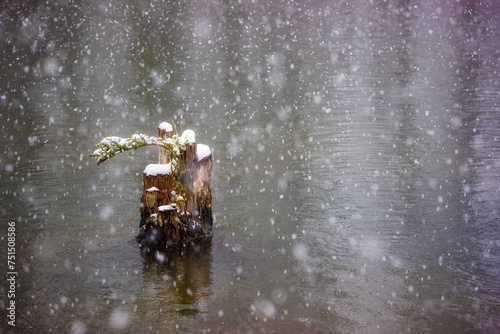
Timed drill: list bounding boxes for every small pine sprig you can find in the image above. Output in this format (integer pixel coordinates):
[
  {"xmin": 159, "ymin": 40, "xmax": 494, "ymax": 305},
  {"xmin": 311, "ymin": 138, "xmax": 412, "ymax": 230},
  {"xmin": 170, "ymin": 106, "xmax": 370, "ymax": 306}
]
[
  {"xmin": 90, "ymin": 134, "xmax": 161, "ymax": 165},
  {"xmin": 90, "ymin": 132, "xmax": 193, "ymax": 167}
]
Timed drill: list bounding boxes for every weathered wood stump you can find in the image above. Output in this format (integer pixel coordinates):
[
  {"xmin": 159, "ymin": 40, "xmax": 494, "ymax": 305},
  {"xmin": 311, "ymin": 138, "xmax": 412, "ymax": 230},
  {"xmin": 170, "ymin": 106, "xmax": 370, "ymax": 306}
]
[{"xmin": 137, "ymin": 122, "xmax": 213, "ymax": 247}]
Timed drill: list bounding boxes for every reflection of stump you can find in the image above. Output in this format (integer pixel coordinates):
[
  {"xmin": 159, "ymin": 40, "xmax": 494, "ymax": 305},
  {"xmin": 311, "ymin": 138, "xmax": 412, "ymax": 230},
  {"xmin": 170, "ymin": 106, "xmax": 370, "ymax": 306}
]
[
  {"xmin": 141, "ymin": 237, "xmax": 213, "ymax": 312},
  {"xmin": 137, "ymin": 123, "xmax": 213, "ymax": 247}
]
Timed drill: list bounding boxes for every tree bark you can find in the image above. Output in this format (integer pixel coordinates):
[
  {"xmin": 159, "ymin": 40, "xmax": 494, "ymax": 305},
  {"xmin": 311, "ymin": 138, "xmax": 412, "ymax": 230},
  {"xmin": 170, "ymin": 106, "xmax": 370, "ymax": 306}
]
[
  {"xmin": 157, "ymin": 125, "xmax": 173, "ymax": 164},
  {"xmin": 137, "ymin": 124, "xmax": 213, "ymax": 247}
]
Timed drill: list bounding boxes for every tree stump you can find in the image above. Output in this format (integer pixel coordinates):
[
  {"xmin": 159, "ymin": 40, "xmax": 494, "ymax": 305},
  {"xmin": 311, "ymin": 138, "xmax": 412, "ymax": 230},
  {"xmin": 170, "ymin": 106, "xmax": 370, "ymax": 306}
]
[{"xmin": 137, "ymin": 122, "xmax": 213, "ymax": 247}]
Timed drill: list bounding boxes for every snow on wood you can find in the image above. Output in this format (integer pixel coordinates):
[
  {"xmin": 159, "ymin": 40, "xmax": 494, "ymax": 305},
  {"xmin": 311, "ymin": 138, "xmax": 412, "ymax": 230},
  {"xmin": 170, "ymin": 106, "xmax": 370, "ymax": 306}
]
[{"xmin": 138, "ymin": 122, "xmax": 213, "ymax": 248}]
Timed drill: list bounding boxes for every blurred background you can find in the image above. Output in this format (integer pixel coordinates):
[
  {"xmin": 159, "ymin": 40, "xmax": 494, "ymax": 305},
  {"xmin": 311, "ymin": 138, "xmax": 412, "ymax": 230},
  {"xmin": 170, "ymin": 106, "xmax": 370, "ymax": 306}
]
[{"xmin": 1, "ymin": 0, "xmax": 499, "ymax": 333}]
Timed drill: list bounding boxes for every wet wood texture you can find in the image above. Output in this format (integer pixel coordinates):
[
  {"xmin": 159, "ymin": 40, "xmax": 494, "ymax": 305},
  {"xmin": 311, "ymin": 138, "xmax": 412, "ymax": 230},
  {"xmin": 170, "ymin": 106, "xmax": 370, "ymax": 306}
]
[{"xmin": 138, "ymin": 125, "xmax": 212, "ymax": 247}]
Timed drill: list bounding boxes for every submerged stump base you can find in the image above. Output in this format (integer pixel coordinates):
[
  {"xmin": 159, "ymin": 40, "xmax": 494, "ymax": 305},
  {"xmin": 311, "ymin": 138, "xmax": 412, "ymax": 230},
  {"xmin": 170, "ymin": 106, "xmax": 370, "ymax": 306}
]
[
  {"xmin": 137, "ymin": 202, "xmax": 212, "ymax": 248},
  {"xmin": 137, "ymin": 123, "xmax": 213, "ymax": 248}
]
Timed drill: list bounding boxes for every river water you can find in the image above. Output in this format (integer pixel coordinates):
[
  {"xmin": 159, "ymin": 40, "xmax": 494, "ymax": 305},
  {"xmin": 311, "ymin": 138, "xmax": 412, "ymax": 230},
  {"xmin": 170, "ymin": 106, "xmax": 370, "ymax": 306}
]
[{"xmin": 1, "ymin": 1, "xmax": 499, "ymax": 333}]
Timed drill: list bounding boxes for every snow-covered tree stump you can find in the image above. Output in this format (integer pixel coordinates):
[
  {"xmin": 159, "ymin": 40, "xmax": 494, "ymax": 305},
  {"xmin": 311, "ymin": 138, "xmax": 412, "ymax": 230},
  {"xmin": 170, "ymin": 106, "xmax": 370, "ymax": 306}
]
[{"xmin": 137, "ymin": 122, "xmax": 213, "ymax": 247}]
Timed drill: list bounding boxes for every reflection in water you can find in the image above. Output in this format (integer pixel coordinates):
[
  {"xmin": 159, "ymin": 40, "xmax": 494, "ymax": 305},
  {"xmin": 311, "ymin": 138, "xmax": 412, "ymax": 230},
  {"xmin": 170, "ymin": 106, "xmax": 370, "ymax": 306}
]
[
  {"xmin": 140, "ymin": 239, "xmax": 213, "ymax": 317},
  {"xmin": 0, "ymin": 0, "xmax": 499, "ymax": 333}
]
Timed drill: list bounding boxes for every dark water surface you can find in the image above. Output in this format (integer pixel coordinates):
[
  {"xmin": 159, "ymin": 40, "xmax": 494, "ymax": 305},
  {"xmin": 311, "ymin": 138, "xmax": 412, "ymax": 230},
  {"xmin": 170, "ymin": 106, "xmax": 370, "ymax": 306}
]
[{"xmin": 1, "ymin": 1, "xmax": 499, "ymax": 333}]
